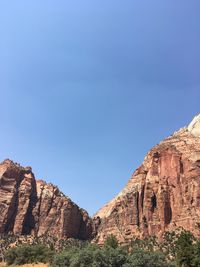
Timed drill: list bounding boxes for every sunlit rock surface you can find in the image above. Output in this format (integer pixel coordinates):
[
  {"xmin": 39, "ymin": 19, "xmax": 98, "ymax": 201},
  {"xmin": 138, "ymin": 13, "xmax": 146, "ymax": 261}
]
[
  {"xmin": 94, "ymin": 114, "xmax": 200, "ymax": 244},
  {"xmin": 0, "ymin": 159, "xmax": 92, "ymax": 239}
]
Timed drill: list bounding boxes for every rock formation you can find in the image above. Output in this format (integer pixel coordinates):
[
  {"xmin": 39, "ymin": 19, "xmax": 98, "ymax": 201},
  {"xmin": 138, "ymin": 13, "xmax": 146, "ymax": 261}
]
[
  {"xmin": 1, "ymin": 114, "xmax": 200, "ymax": 244},
  {"xmin": 0, "ymin": 160, "xmax": 92, "ymax": 239},
  {"xmin": 94, "ymin": 114, "xmax": 200, "ymax": 244}
]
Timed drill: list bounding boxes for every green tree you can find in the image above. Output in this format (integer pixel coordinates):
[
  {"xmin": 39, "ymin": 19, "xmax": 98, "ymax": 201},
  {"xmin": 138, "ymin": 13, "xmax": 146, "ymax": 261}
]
[
  {"xmin": 69, "ymin": 244, "xmax": 97, "ymax": 267},
  {"xmin": 175, "ymin": 231, "xmax": 195, "ymax": 267},
  {"xmin": 52, "ymin": 247, "xmax": 79, "ymax": 267},
  {"xmin": 104, "ymin": 234, "xmax": 119, "ymax": 249},
  {"xmin": 130, "ymin": 236, "xmax": 158, "ymax": 252},
  {"xmin": 5, "ymin": 244, "xmax": 54, "ymax": 265},
  {"xmin": 124, "ymin": 248, "xmax": 174, "ymax": 267},
  {"xmin": 161, "ymin": 231, "xmax": 179, "ymax": 259},
  {"xmin": 102, "ymin": 246, "xmax": 128, "ymax": 267},
  {"xmin": 52, "ymin": 244, "xmax": 128, "ymax": 267},
  {"xmin": 192, "ymin": 239, "xmax": 200, "ymax": 267}
]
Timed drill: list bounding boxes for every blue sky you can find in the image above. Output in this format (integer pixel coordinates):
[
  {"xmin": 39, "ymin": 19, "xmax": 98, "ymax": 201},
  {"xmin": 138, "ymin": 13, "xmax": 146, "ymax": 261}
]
[{"xmin": 0, "ymin": 1, "xmax": 199, "ymax": 215}]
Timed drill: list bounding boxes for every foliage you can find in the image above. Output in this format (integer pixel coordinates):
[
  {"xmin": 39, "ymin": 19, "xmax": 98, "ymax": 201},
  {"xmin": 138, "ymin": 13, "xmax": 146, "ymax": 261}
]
[
  {"xmin": 0, "ymin": 233, "xmax": 87, "ymax": 261},
  {"xmin": 5, "ymin": 244, "xmax": 54, "ymax": 265},
  {"xmin": 52, "ymin": 244, "xmax": 173, "ymax": 267},
  {"xmin": 52, "ymin": 246, "xmax": 79, "ymax": 267},
  {"xmin": 160, "ymin": 231, "xmax": 178, "ymax": 259},
  {"xmin": 192, "ymin": 239, "xmax": 200, "ymax": 267},
  {"xmin": 124, "ymin": 248, "xmax": 174, "ymax": 267},
  {"xmin": 130, "ymin": 236, "xmax": 158, "ymax": 252},
  {"xmin": 175, "ymin": 230, "xmax": 195, "ymax": 267},
  {"xmin": 3, "ymin": 228, "xmax": 200, "ymax": 267},
  {"xmin": 98, "ymin": 246, "xmax": 128, "ymax": 267},
  {"xmin": 52, "ymin": 244, "xmax": 128, "ymax": 267},
  {"xmin": 104, "ymin": 234, "xmax": 119, "ymax": 249}
]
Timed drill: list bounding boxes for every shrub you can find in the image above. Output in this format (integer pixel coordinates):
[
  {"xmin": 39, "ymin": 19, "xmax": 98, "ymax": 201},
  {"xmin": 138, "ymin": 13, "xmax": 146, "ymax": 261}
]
[
  {"xmin": 52, "ymin": 244, "xmax": 128, "ymax": 267},
  {"xmin": 175, "ymin": 231, "xmax": 195, "ymax": 267},
  {"xmin": 52, "ymin": 245, "xmax": 98, "ymax": 267},
  {"xmin": 124, "ymin": 248, "xmax": 174, "ymax": 267},
  {"xmin": 52, "ymin": 246, "xmax": 79, "ymax": 267},
  {"xmin": 130, "ymin": 236, "xmax": 158, "ymax": 252},
  {"xmin": 101, "ymin": 246, "xmax": 128, "ymax": 267},
  {"xmin": 5, "ymin": 244, "xmax": 54, "ymax": 265},
  {"xmin": 104, "ymin": 234, "xmax": 119, "ymax": 249},
  {"xmin": 192, "ymin": 239, "xmax": 200, "ymax": 267},
  {"xmin": 160, "ymin": 231, "xmax": 178, "ymax": 259}
]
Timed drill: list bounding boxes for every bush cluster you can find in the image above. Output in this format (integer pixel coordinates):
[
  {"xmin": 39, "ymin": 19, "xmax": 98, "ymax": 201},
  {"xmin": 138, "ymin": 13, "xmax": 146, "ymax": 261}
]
[
  {"xmin": 3, "ymin": 230, "xmax": 200, "ymax": 267},
  {"xmin": 52, "ymin": 244, "xmax": 172, "ymax": 267},
  {"xmin": 5, "ymin": 244, "xmax": 54, "ymax": 265}
]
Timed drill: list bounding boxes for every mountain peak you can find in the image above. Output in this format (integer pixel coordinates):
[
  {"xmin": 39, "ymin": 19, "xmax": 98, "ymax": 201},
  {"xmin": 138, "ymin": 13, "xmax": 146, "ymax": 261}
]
[
  {"xmin": 94, "ymin": 114, "xmax": 200, "ymax": 244},
  {"xmin": 188, "ymin": 114, "xmax": 200, "ymax": 137}
]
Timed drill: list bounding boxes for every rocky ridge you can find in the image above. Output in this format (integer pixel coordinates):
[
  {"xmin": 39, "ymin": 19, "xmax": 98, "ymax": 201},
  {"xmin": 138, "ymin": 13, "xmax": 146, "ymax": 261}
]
[
  {"xmin": 94, "ymin": 114, "xmax": 200, "ymax": 244},
  {"xmin": 0, "ymin": 160, "xmax": 92, "ymax": 239},
  {"xmin": 0, "ymin": 114, "xmax": 200, "ymax": 244}
]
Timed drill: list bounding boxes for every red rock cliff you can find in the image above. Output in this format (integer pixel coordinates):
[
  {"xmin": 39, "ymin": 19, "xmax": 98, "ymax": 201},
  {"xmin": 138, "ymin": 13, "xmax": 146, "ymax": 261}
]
[
  {"xmin": 94, "ymin": 115, "xmax": 200, "ymax": 244},
  {"xmin": 0, "ymin": 160, "xmax": 92, "ymax": 239}
]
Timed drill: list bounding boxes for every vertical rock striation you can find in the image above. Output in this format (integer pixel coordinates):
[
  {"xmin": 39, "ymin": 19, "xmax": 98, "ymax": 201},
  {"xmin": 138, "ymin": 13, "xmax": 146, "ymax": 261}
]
[
  {"xmin": 0, "ymin": 160, "xmax": 92, "ymax": 239},
  {"xmin": 1, "ymin": 114, "xmax": 200, "ymax": 244},
  {"xmin": 94, "ymin": 115, "xmax": 200, "ymax": 244}
]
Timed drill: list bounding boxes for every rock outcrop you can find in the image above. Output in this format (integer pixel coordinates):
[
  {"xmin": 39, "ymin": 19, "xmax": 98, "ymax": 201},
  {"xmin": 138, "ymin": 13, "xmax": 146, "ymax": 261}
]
[
  {"xmin": 0, "ymin": 160, "xmax": 92, "ymax": 239},
  {"xmin": 1, "ymin": 114, "xmax": 200, "ymax": 244},
  {"xmin": 94, "ymin": 114, "xmax": 200, "ymax": 244}
]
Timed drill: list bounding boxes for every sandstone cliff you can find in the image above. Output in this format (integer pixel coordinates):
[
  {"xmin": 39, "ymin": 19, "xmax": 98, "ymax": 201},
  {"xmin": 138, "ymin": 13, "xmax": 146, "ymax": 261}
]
[
  {"xmin": 94, "ymin": 114, "xmax": 200, "ymax": 244},
  {"xmin": 0, "ymin": 160, "xmax": 92, "ymax": 239},
  {"xmin": 1, "ymin": 115, "xmax": 200, "ymax": 243}
]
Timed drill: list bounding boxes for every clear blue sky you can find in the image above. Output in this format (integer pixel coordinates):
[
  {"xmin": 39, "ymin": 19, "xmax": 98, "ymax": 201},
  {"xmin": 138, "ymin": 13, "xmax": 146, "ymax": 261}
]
[{"xmin": 0, "ymin": 1, "xmax": 199, "ymax": 215}]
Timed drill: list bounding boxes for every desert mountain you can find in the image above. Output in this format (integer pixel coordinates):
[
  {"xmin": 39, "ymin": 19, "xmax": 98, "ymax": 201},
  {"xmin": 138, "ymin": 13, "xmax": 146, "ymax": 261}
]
[
  {"xmin": 0, "ymin": 115, "xmax": 200, "ymax": 244},
  {"xmin": 94, "ymin": 114, "xmax": 200, "ymax": 244},
  {"xmin": 0, "ymin": 160, "xmax": 92, "ymax": 239}
]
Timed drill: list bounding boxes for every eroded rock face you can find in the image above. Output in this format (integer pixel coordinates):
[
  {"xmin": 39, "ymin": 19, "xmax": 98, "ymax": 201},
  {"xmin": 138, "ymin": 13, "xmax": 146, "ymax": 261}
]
[
  {"xmin": 0, "ymin": 160, "xmax": 92, "ymax": 239},
  {"xmin": 94, "ymin": 115, "xmax": 200, "ymax": 244},
  {"xmin": 1, "ymin": 115, "xmax": 200, "ymax": 243}
]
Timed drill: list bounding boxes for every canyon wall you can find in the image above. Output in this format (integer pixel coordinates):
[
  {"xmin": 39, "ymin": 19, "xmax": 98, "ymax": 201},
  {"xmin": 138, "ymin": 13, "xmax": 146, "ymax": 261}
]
[
  {"xmin": 1, "ymin": 114, "xmax": 200, "ymax": 244},
  {"xmin": 94, "ymin": 115, "xmax": 200, "ymax": 244},
  {"xmin": 0, "ymin": 159, "xmax": 92, "ymax": 239}
]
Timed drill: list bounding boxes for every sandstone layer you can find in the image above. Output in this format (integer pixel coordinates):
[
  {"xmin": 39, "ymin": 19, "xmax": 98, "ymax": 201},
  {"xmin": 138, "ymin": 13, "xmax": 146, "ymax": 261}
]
[
  {"xmin": 0, "ymin": 160, "xmax": 92, "ymax": 239},
  {"xmin": 94, "ymin": 114, "xmax": 200, "ymax": 244}
]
